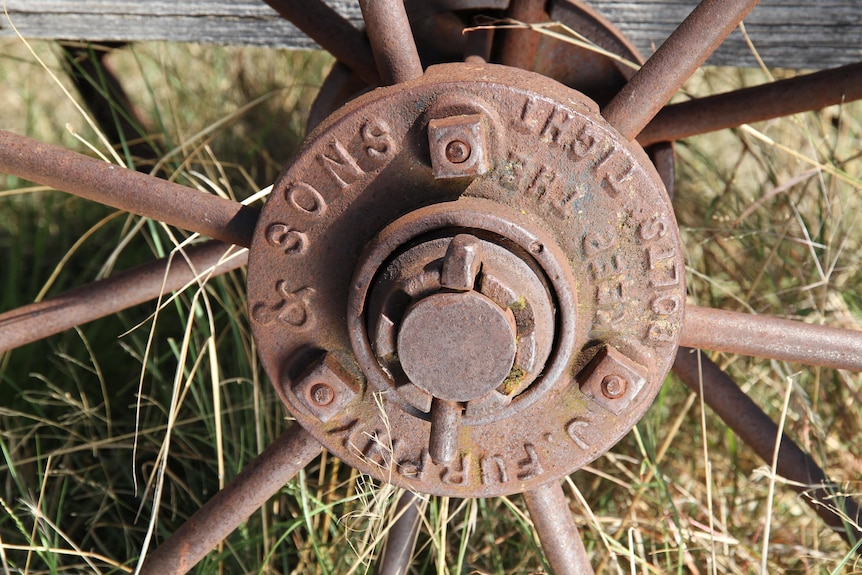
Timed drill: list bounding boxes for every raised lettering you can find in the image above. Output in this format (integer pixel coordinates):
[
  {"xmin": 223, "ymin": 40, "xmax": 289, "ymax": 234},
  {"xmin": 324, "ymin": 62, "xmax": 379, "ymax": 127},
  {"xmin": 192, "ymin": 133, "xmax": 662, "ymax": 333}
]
[
  {"xmin": 589, "ymin": 252, "xmax": 624, "ymax": 282},
  {"xmin": 266, "ymin": 223, "xmax": 308, "ymax": 255},
  {"xmin": 595, "ymin": 305, "xmax": 625, "ymax": 326},
  {"xmin": 570, "ymin": 122, "xmax": 600, "ymax": 160},
  {"xmin": 515, "ymin": 97, "xmax": 543, "ymax": 135},
  {"xmin": 651, "ymin": 293, "xmax": 681, "ymax": 315},
  {"xmin": 596, "ymin": 281, "xmax": 624, "ymax": 307},
  {"xmin": 517, "ymin": 444, "xmax": 544, "ymax": 480},
  {"xmin": 648, "ymin": 244, "xmax": 676, "ymax": 269},
  {"xmin": 277, "ymin": 283, "xmax": 315, "ymax": 328},
  {"xmin": 500, "ymin": 151, "xmax": 526, "ymax": 191},
  {"xmin": 398, "ymin": 449, "xmax": 432, "ymax": 480},
  {"xmin": 527, "ymin": 165, "xmax": 555, "ymax": 201},
  {"xmin": 650, "ymin": 260, "xmax": 680, "ymax": 288},
  {"xmin": 361, "ymin": 119, "xmax": 397, "ymax": 161},
  {"xmin": 639, "ymin": 214, "xmax": 670, "ymax": 242},
  {"xmin": 318, "ymin": 139, "xmax": 365, "ymax": 188},
  {"xmin": 604, "ymin": 158, "xmax": 635, "ymax": 196},
  {"xmin": 250, "ymin": 283, "xmax": 315, "ymax": 328},
  {"xmin": 647, "ymin": 321, "xmax": 677, "ymax": 343},
  {"xmin": 541, "ymin": 106, "xmax": 575, "ymax": 144},
  {"xmin": 480, "ymin": 455, "xmax": 509, "ymax": 485},
  {"xmin": 566, "ymin": 420, "xmax": 590, "ymax": 450},
  {"xmin": 363, "ymin": 432, "xmax": 398, "ymax": 469},
  {"xmin": 441, "ymin": 455, "xmax": 470, "ymax": 486},
  {"xmin": 286, "ymin": 182, "xmax": 327, "ymax": 216},
  {"xmin": 583, "ymin": 230, "xmax": 616, "ymax": 257}
]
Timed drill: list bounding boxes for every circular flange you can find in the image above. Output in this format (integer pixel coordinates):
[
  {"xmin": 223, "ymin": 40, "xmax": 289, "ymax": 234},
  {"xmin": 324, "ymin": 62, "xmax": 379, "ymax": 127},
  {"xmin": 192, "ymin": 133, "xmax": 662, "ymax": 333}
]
[
  {"xmin": 350, "ymin": 200, "xmax": 574, "ymax": 426},
  {"xmin": 248, "ymin": 62, "xmax": 685, "ymax": 497}
]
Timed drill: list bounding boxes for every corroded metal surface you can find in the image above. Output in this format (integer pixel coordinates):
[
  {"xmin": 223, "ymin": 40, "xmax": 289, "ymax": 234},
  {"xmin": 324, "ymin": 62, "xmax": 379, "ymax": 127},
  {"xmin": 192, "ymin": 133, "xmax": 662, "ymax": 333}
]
[
  {"xmin": 139, "ymin": 425, "xmax": 322, "ymax": 575},
  {"xmin": 602, "ymin": 0, "xmax": 760, "ymax": 140},
  {"xmin": 4, "ymin": 0, "xmax": 861, "ymax": 571},
  {"xmin": 376, "ymin": 492, "xmax": 424, "ymax": 575},
  {"xmin": 673, "ymin": 348, "xmax": 862, "ymax": 547},
  {"xmin": 638, "ymin": 62, "xmax": 862, "ymax": 146},
  {"xmin": 360, "ymin": 0, "xmax": 424, "ymax": 85},
  {"xmin": 262, "ymin": 0, "xmax": 380, "ymax": 86},
  {"xmin": 247, "ymin": 63, "xmax": 684, "ymax": 498},
  {"xmin": 681, "ymin": 306, "xmax": 862, "ymax": 372},
  {"xmin": 523, "ymin": 481, "xmax": 595, "ymax": 575},
  {"xmin": 0, "ymin": 242, "xmax": 246, "ymax": 353},
  {"xmin": 0, "ymin": 129, "xmax": 259, "ymax": 248}
]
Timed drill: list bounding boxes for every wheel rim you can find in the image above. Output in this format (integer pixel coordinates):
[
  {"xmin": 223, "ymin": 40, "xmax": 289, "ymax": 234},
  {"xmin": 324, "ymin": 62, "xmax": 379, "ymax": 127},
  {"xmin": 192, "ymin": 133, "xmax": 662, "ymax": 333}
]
[{"xmin": 1, "ymin": 2, "xmax": 857, "ymax": 571}]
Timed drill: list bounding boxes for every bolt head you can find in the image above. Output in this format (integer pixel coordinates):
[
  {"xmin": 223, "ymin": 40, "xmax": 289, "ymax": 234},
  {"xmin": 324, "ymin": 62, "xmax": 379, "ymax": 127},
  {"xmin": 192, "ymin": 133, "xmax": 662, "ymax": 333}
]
[
  {"xmin": 291, "ymin": 354, "xmax": 358, "ymax": 422},
  {"xmin": 310, "ymin": 383, "xmax": 335, "ymax": 405},
  {"xmin": 577, "ymin": 347, "xmax": 647, "ymax": 415},
  {"xmin": 445, "ymin": 140, "xmax": 471, "ymax": 164},
  {"xmin": 428, "ymin": 114, "xmax": 489, "ymax": 179},
  {"xmin": 601, "ymin": 374, "xmax": 627, "ymax": 399}
]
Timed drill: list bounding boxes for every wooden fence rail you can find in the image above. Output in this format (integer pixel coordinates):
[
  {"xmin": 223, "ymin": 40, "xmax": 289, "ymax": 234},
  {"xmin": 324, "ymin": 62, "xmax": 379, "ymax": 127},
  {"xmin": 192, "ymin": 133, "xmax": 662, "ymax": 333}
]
[{"xmin": 1, "ymin": 1, "xmax": 861, "ymax": 69}]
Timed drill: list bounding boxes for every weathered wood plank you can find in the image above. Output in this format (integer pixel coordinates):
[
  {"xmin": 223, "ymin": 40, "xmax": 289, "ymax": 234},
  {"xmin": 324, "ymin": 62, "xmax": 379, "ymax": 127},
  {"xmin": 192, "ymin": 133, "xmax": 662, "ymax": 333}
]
[{"xmin": 1, "ymin": 0, "xmax": 860, "ymax": 69}]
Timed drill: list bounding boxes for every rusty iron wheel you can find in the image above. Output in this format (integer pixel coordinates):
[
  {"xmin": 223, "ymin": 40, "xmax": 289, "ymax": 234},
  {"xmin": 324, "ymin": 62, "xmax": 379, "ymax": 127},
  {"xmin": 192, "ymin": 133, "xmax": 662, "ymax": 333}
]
[{"xmin": 2, "ymin": 0, "xmax": 862, "ymax": 573}]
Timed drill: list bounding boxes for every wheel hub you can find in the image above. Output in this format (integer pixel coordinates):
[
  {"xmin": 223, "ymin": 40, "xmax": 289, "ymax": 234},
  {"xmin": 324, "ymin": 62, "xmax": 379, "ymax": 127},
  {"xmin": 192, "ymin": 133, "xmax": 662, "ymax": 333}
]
[{"xmin": 248, "ymin": 62, "xmax": 685, "ymax": 497}]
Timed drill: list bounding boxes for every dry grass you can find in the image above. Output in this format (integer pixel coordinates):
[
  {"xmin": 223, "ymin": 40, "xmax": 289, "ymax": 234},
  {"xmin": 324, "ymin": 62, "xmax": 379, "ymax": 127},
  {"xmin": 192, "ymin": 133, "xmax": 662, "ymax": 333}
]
[{"xmin": 0, "ymin": 33, "xmax": 861, "ymax": 575}]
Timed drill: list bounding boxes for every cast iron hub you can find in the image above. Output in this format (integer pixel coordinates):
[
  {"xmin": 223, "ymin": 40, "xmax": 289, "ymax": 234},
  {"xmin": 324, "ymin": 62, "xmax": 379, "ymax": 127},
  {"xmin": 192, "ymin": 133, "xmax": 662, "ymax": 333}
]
[{"xmin": 248, "ymin": 62, "xmax": 685, "ymax": 497}]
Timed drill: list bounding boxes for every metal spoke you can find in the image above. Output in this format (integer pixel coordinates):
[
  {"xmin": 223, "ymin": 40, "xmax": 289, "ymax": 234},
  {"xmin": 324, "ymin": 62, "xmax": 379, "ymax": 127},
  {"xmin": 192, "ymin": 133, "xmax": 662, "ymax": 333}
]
[
  {"xmin": 638, "ymin": 62, "xmax": 862, "ymax": 146},
  {"xmin": 602, "ymin": 0, "xmax": 759, "ymax": 140},
  {"xmin": 0, "ymin": 241, "xmax": 246, "ymax": 354},
  {"xmin": 498, "ymin": 0, "xmax": 547, "ymax": 70},
  {"xmin": 0, "ymin": 130, "xmax": 260, "ymax": 247},
  {"xmin": 681, "ymin": 306, "xmax": 862, "ymax": 372},
  {"xmin": 673, "ymin": 348, "xmax": 862, "ymax": 547},
  {"xmin": 376, "ymin": 491, "xmax": 423, "ymax": 575},
  {"xmin": 359, "ymin": 0, "xmax": 423, "ymax": 85},
  {"xmin": 262, "ymin": 0, "xmax": 380, "ymax": 86},
  {"xmin": 139, "ymin": 425, "xmax": 323, "ymax": 575},
  {"xmin": 523, "ymin": 481, "xmax": 594, "ymax": 575}
]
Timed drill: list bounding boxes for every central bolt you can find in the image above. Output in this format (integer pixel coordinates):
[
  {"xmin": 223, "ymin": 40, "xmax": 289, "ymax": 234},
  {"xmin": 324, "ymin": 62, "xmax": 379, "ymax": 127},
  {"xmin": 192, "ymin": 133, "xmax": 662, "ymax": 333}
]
[
  {"xmin": 397, "ymin": 290, "xmax": 517, "ymax": 403},
  {"xmin": 444, "ymin": 140, "xmax": 471, "ymax": 164}
]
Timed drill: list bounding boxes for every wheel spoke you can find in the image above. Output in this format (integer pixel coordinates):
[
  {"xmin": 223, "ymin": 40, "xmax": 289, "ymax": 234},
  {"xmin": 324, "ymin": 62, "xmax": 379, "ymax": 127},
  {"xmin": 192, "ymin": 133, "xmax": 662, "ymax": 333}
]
[
  {"xmin": 523, "ymin": 481, "xmax": 594, "ymax": 575},
  {"xmin": 359, "ymin": 0, "xmax": 423, "ymax": 85},
  {"xmin": 262, "ymin": 0, "xmax": 380, "ymax": 86},
  {"xmin": 681, "ymin": 305, "xmax": 862, "ymax": 372},
  {"xmin": 638, "ymin": 62, "xmax": 862, "ymax": 146},
  {"xmin": 0, "ymin": 130, "xmax": 260, "ymax": 247},
  {"xmin": 602, "ymin": 0, "xmax": 759, "ymax": 140},
  {"xmin": 497, "ymin": 0, "xmax": 547, "ymax": 69},
  {"xmin": 139, "ymin": 425, "xmax": 322, "ymax": 575},
  {"xmin": 376, "ymin": 491, "xmax": 423, "ymax": 575},
  {"xmin": 0, "ymin": 241, "xmax": 246, "ymax": 354},
  {"xmin": 673, "ymin": 348, "xmax": 862, "ymax": 547}
]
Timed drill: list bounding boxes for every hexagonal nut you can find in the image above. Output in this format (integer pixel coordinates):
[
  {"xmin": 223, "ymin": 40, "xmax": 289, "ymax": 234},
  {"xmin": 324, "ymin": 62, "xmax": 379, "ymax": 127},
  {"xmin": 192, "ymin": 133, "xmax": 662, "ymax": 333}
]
[
  {"xmin": 577, "ymin": 346, "xmax": 647, "ymax": 415},
  {"xmin": 428, "ymin": 114, "xmax": 489, "ymax": 179},
  {"xmin": 291, "ymin": 354, "xmax": 358, "ymax": 422}
]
